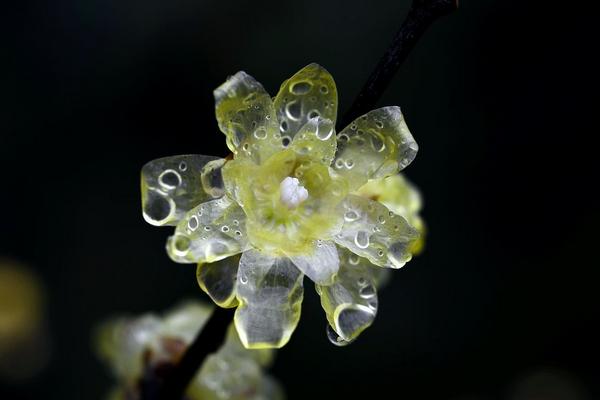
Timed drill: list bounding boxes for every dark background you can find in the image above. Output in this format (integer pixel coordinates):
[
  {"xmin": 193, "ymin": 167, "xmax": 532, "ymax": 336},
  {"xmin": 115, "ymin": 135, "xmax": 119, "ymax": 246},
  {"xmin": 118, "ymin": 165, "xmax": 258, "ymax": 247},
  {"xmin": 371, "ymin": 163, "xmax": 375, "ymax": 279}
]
[{"xmin": 2, "ymin": 0, "xmax": 598, "ymax": 398}]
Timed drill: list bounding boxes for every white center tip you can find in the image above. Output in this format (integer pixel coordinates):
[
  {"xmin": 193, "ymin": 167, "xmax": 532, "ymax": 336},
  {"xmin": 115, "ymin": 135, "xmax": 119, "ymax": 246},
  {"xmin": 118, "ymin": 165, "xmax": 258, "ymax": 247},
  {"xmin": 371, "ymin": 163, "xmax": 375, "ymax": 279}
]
[{"xmin": 280, "ymin": 177, "xmax": 309, "ymax": 209}]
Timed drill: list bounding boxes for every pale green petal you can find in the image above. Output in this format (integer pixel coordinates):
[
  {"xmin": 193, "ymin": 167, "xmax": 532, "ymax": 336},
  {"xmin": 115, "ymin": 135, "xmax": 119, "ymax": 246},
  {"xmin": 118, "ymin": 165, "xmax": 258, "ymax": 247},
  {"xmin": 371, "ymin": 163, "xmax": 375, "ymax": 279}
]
[
  {"xmin": 334, "ymin": 194, "xmax": 419, "ymax": 269},
  {"xmin": 333, "ymin": 107, "xmax": 418, "ymax": 190},
  {"xmin": 95, "ymin": 314, "xmax": 161, "ymax": 381},
  {"xmin": 286, "ymin": 240, "xmax": 339, "ymax": 285},
  {"xmin": 166, "ymin": 197, "xmax": 248, "ymax": 264},
  {"xmin": 317, "ymin": 247, "xmax": 379, "ymax": 342},
  {"xmin": 159, "ymin": 302, "xmax": 213, "ymax": 343},
  {"xmin": 141, "ymin": 154, "xmax": 224, "ymax": 226},
  {"xmin": 191, "ymin": 351, "xmax": 263, "ymax": 400},
  {"xmin": 214, "ymin": 72, "xmax": 281, "ymax": 164},
  {"xmin": 234, "ymin": 250, "xmax": 304, "ymax": 349},
  {"xmin": 196, "ymin": 255, "xmax": 240, "ymax": 308},
  {"xmin": 289, "ymin": 116, "xmax": 337, "ymax": 165},
  {"xmin": 273, "ymin": 63, "xmax": 338, "ymax": 140}
]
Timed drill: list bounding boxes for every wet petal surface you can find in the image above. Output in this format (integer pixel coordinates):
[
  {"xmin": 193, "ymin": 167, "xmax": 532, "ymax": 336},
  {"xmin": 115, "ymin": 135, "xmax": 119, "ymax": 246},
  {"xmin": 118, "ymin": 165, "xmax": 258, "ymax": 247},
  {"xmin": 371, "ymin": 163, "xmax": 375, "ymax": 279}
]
[
  {"xmin": 287, "ymin": 240, "xmax": 339, "ymax": 285},
  {"xmin": 334, "ymin": 194, "xmax": 419, "ymax": 269},
  {"xmin": 317, "ymin": 247, "xmax": 379, "ymax": 342},
  {"xmin": 166, "ymin": 197, "xmax": 248, "ymax": 264},
  {"xmin": 214, "ymin": 72, "xmax": 281, "ymax": 164},
  {"xmin": 273, "ymin": 63, "xmax": 338, "ymax": 140},
  {"xmin": 333, "ymin": 107, "xmax": 418, "ymax": 190},
  {"xmin": 234, "ymin": 250, "xmax": 304, "ymax": 349},
  {"xmin": 196, "ymin": 255, "xmax": 241, "ymax": 308},
  {"xmin": 141, "ymin": 155, "xmax": 224, "ymax": 226}
]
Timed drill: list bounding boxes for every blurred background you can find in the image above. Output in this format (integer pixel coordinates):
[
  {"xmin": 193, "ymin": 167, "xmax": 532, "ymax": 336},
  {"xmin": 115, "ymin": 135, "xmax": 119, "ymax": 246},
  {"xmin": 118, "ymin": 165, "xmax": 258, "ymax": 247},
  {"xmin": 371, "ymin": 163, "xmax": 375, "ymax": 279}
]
[{"xmin": 2, "ymin": 0, "xmax": 598, "ymax": 398}]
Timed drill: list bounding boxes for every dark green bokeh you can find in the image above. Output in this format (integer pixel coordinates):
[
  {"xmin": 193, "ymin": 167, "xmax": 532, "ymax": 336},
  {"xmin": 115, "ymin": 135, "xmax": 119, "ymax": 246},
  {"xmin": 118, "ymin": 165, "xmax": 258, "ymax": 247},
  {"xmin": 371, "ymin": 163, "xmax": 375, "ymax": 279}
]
[{"xmin": 2, "ymin": 0, "xmax": 598, "ymax": 398}]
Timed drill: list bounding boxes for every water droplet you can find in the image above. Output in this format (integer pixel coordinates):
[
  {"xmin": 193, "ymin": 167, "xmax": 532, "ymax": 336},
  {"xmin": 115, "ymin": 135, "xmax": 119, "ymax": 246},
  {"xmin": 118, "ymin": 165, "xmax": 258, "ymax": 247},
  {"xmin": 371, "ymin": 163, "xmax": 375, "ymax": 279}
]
[
  {"xmin": 349, "ymin": 254, "xmax": 359, "ymax": 265},
  {"xmin": 253, "ymin": 127, "xmax": 267, "ymax": 139},
  {"xmin": 350, "ymin": 124, "xmax": 357, "ymax": 131},
  {"xmin": 354, "ymin": 231, "xmax": 370, "ymax": 249},
  {"xmin": 319, "ymin": 85, "xmax": 329, "ymax": 94},
  {"xmin": 235, "ymin": 230, "xmax": 242, "ymax": 236},
  {"xmin": 242, "ymin": 143, "xmax": 249, "ymax": 151},
  {"xmin": 334, "ymin": 159, "xmax": 344, "ymax": 169},
  {"xmin": 359, "ymin": 284, "xmax": 376, "ymax": 299},
  {"xmin": 188, "ymin": 215, "xmax": 199, "ymax": 231},
  {"xmin": 338, "ymin": 133, "xmax": 349, "ymax": 142},
  {"xmin": 173, "ymin": 234, "xmax": 191, "ymax": 255},
  {"xmin": 308, "ymin": 109, "xmax": 320, "ymax": 119},
  {"xmin": 291, "ymin": 81, "xmax": 312, "ymax": 94},
  {"xmin": 374, "ymin": 120, "xmax": 384, "ymax": 129},
  {"xmin": 377, "ymin": 249, "xmax": 384, "ymax": 257},
  {"xmin": 158, "ymin": 169, "xmax": 181, "ymax": 190},
  {"xmin": 344, "ymin": 159, "xmax": 354, "ymax": 169},
  {"xmin": 377, "ymin": 215, "xmax": 385, "ymax": 224},
  {"xmin": 232, "ymin": 219, "xmax": 239, "ymax": 226},
  {"xmin": 357, "ymin": 277, "xmax": 367, "ymax": 286},
  {"xmin": 204, "ymin": 226, "xmax": 212, "ymax": 231},
  {"xmin": 335, "ymin": 304, "xmax": 374, "ymax": 340},
  {"xmin": 221, "ymin": 225, "xmax": 229, "ymax": 232},
  {"xmin": 282, "ymin": 136, "xmax": 291, "ymax": 147},
  {"xmin": 285, "ymin": 100, "xmax": 302, "ymax": 120},
  {"xmin": 280, "ymin": 120, "xmax": 288, "ymax": 133},
  {"xmin": 344, "ymin": 210, "xmax": 359, "ymax": 222},
  {"xmin": 240, "ymin": 274, "xmax": 248, "ymax": 284},
  {"xmin": 178, "ymin": 161, "xmax": 187, "ymax": 171},
  {"xmin": 370, "ymin": 135, "xmax": 385, "ymax": 152},
  {"xmin": 315, "ymin": 121, "xmax": 333, "ymax": 140},
  {"xmin": 326, "ymin": 324, "xmax": 352, "ymax": 347}
]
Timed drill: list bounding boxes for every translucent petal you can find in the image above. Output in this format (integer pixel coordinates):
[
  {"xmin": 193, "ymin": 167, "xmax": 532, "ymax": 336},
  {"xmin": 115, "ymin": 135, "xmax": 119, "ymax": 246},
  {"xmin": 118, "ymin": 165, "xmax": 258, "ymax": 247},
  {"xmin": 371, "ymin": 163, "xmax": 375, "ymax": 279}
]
[
  {"xmin": 166, "ymin": 197, "xmax": 248, "ymax": 264},
  {"xmin": 333, "ymin": 107, "xmax": 418, "ymax": 190},
  {"xmin": 141, "ymin": 154, "xmax": 224, "ymax": 226},
  {"xmin": 219, "ymin": 324, "xmax": 274, "ymax": 368},
  {"xmin": 234, "ymin": 250, "xmax": 304, "ymax": 349},
  {"xmin": 192, "ymin": 351, "xmax": 263, "ymax": 400},
  {"xmin": 273, "ymin": 63, "xmax": 338, "ymax": 140},
  {"xmin": 196, "ymin": 255, "xmax": 240, "ymax": 308},
  {"xmin": 355, "ymin": 173, "xmax": 426, "ymax": 255},
  {"xmin": 95, "ymin": 314, "xmax": 161, "ymax": 380},
  {"xmin": 317, "ymin": 247, "xmax": 379, "ymax": 342},
  {"xmin": 289, "ymin": 116, "xmax": 337, "ymax": 165},
  {"xmin": 287, "ymin": 240, "xmax": 339, "ymax": 285},
  {"xmin": 334, "ymin": 194, "xmax": 419, "ymax": 269},
  {"xmin": 214, "ymin": 71, "xmax": 281, "ymax": 164}
]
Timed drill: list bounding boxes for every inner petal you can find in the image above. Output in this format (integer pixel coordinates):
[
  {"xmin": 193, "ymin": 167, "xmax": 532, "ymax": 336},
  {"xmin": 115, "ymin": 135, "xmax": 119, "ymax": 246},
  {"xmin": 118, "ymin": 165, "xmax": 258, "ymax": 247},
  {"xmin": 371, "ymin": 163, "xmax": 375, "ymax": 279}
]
[{"xmin": 279, "ymin": 177, "xmax": 308, "ymax": 209}]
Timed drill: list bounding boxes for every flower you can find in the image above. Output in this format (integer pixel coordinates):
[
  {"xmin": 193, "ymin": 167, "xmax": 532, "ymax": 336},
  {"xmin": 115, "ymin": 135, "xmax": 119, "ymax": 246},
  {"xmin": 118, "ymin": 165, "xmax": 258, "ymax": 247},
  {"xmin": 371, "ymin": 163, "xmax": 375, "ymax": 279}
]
[
  {"xmin": 95, "ymin": 302, "xmax": 283, "ymax": 400},
  {"xmin": 141, "ymin": 64, "xmax": 423, "ymax": 348}
]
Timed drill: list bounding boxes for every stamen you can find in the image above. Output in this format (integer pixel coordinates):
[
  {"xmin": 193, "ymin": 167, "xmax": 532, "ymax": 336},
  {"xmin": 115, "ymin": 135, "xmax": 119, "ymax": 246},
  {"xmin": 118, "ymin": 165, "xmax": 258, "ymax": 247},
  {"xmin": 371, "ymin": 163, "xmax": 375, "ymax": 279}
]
[{"xmin": 279, "ymin": 177, "xmax": 309, "ymax": 209}]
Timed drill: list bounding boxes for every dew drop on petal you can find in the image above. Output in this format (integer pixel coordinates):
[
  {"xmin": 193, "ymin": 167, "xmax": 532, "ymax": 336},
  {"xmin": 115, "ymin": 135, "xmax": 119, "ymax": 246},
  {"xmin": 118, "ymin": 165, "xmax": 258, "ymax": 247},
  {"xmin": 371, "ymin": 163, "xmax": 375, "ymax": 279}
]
[
  {"xmin": 290, "ymin": 81, "xmax": 312, "ymax": 94},
  {"xmin": 354, "ymin": 231, "xmax": 370, "ymax": 249},
  {"xmin": 326, "ymin": 324, "xmax": 353, "ymax": 347}
]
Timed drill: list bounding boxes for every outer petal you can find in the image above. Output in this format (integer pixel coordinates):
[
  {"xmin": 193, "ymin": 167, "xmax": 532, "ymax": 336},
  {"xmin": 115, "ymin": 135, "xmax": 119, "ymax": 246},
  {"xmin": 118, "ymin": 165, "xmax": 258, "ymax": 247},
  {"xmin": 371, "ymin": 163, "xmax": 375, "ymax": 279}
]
[
  {"xmin": 289, "ymin": 116, "xmax": 337, "ymax": 166},
  {"xmin": 141, "ymin": 155, "xmax": 225, "ymax": 226},
  {"xmin": 234, "ymin": 250, "xmax": 304, "ymax": 349},
  {"xmin": 333, "ymin": 107, "xmax": 418, "ymax": 190},
  {"xmin": 273, "ymin": 63, "xmax": 338, "ymax": 140},
  {"xmin": 286, "ymin": 240, "xmax": 339, "ymax": 285},
  {"xmin": 317, "ymin": 247, "xmax": 379, "ymax": 342},
  {"xmin": 334, "ymin": 194, "xmax": 419, "ymax": 269},
  {"xmin": 196, "ymin": 255, "xmax": 240, "ymax": 308},
  {"xmin": 214, "ymin": 72, "xmax": 281, "ymax": 164},
  {"xmin": 166, "ymin": 197, "xmax": 248, "ymax": 264}
]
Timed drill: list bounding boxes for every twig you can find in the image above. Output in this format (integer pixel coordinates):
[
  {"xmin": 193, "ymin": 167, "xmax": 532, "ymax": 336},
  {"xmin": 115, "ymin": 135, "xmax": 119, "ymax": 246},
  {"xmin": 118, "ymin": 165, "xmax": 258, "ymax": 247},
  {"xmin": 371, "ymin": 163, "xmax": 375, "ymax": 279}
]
[
  {"xmin": 340, "ymin": 0, "xmax": 458, "ymax": 127},
  {"xmin": 142, "ymin": 1, "xmax": 457, "ymax": 398}
]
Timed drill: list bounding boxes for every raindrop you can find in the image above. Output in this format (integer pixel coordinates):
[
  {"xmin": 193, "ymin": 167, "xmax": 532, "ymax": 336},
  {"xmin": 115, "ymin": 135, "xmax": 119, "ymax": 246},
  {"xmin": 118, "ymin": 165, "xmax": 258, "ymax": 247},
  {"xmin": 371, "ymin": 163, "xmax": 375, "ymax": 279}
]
[
  {"xmin": 326, "ymin": 324, "xmax": 352, "ymax": 347},
  {"xmin": 221, "ymin": 225, "xmax": 229, "ymax": 232},
  {"xmin": 344, "ymin": 210, "xmax": 359, "ymax": 222},
  {"xmin": 354, "ymin": 231, "xmax": 370, "ymax": 249},
  {"xmin": 158, "ymin": 169, "xmax": 181, "ymax": 189},
  {"xmin": 291, "ymin": 81, "xmax": 312, "ymax": 94},
  {"xmin": 188, "ymin": 215, "xmax": 199, "ymax": 231},
  {"xmin": 285, "ymin": 100, "xmax": 302, "ymax": 120},
  {"xmin": 253, "ymin": 127, "xmax": 267, "ymax": 139},
  {"xmin": 359, "ymin": 284, "xmax": 376, "ymax": 299},
  {"xmin": 178, "ymin": 161, "xmax": 188, "ymax": 171}
]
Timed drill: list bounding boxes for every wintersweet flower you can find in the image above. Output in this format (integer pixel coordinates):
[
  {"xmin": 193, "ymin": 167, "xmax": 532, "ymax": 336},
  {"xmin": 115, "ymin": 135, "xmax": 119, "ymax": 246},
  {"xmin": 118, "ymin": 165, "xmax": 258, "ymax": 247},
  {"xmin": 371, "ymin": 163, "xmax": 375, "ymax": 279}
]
[
  {"xmin": 141, "ymin": 64, "xmax": 422, "ymax": 348},
  {"xmin": 95, "ymin": 302, "xmax": 282, "ymax": 400}
]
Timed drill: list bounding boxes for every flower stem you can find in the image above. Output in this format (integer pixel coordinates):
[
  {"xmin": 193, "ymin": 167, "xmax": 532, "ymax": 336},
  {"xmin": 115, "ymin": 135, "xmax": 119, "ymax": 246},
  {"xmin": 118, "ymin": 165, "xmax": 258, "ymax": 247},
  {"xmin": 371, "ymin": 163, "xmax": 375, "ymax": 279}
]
[
  {"xmin": 142, "ymin": 2, "xmax": 457, "ymax": 398},
  {"xmin": 340, "ymin": 0, "xmax": 458, "ymax": 128}
]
